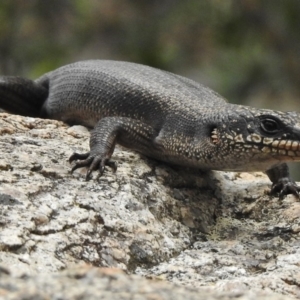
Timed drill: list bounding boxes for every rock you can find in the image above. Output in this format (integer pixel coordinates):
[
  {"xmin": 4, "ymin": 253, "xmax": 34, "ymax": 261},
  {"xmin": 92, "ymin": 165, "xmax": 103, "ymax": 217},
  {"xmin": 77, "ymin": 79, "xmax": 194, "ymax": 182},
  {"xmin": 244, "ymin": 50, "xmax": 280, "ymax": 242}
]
[
  {"xmin": 0, "ymin": 266, "xmax": 292, "ymax": 300},
  {"xmin": 0, "ymin": 113, "xmax": 299, "ymax": 299}
]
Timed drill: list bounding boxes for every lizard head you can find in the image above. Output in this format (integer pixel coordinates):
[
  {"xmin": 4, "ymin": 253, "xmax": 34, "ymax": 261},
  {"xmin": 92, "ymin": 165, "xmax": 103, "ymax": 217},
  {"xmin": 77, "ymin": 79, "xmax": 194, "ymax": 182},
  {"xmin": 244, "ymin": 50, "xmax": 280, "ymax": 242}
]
[{"xmin": 209, "ymin": 106, "xmax": 300, "ymax": 171}]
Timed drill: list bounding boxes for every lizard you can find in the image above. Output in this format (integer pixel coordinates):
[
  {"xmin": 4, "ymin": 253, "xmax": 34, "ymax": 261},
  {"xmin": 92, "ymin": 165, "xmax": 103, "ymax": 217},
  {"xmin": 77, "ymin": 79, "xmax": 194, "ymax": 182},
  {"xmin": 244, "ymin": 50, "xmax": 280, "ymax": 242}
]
[{"xmin": 0, "ymin": 60, "xmax": 300, "ymax": 198}]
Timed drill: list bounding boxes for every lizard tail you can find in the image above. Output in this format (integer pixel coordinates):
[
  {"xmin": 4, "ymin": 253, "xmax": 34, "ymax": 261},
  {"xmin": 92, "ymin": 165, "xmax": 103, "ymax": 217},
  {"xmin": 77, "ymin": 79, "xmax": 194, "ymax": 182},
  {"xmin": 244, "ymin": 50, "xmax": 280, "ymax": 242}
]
[{"xmin": 0, "ymin": 76, "xmax": 48, "ymax": 117}]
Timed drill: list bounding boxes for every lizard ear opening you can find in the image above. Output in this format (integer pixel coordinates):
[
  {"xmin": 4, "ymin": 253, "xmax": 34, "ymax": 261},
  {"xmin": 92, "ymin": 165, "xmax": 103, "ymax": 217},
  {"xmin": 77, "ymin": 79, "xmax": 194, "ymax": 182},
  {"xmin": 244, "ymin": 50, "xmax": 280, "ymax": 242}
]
[{"xmin": 211, "ymin": 128, "xmax": 219, "ymax": 145}]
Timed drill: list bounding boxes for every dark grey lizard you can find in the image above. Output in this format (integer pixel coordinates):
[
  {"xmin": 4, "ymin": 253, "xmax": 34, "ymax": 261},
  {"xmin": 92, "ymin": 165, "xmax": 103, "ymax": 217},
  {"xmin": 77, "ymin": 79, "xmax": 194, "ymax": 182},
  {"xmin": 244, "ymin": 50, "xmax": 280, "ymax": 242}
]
[{"xmin": 1, "ymin": 60, "xmax": 300, "ymax": 198}]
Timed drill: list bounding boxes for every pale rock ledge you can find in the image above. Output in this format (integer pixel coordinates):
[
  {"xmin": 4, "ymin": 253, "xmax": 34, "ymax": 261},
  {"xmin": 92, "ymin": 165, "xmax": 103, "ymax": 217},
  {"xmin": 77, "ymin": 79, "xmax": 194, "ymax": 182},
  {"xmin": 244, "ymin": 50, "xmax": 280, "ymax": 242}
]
[{"xmin": 0, "ymin": 113, "xmax": 299, "ymax": 299}]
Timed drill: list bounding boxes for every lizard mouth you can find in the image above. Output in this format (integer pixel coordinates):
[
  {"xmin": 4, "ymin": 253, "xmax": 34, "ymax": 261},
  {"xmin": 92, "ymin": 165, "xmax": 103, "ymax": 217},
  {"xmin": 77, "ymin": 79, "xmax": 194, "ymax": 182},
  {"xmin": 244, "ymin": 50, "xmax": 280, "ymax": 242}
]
[
  {"xmin": 246, "ymin": 133, "xmax": 300, "ymax": 157},
  {"xmin": 260, "ymin": 138, "xmax": 300, "ymax": 157},
  {"xmin": 210, "ymin": 129, "xmax": 300, "ymax": 158}
]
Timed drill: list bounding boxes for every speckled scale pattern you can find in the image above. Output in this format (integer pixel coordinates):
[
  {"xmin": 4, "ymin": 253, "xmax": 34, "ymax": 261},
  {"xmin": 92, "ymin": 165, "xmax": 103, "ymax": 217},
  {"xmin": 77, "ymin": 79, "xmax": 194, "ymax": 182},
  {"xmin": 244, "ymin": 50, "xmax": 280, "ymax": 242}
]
[
  {"xmin": 37, "ymin": 60, "xmax": 226, "ymax": 125},
  {"xmin": 33, "ymin": 60, "xmax": 300, "ymax": 173},
  {"xmin": 35, "ymin": 60, "xmax": 228, "ymax": 168},
  {"xmin": 2, "ymin": 59, "xmax": 300, "ymax": 194},
  {"xmin": 38, "ymin": 60, "xmax": 299, "ymax": 170}
]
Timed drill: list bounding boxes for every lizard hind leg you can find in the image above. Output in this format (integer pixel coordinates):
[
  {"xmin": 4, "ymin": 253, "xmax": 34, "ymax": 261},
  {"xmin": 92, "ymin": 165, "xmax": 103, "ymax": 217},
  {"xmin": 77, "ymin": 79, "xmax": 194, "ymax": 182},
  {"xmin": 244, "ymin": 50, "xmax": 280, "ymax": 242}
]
[{"xmin": 69, "ymin": 116, "xmax": 157, "ymax": 180}]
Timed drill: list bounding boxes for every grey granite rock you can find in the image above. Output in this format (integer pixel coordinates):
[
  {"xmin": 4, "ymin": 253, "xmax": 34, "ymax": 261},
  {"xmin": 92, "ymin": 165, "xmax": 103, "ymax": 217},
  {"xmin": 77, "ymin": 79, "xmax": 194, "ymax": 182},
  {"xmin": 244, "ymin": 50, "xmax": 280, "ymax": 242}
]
[
  {"xmin": 0, "ymin": 266, "xmax": 292, "ymax": 300},
  {"xmin": 0, "ymin": 113, "xmax": 299, "ymax": 299}
]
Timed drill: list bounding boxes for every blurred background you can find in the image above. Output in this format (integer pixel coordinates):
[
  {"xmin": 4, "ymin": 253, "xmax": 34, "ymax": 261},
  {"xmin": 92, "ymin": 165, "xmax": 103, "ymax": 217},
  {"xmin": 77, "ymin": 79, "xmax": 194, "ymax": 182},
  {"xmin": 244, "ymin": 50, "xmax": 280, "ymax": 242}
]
[{"xmin": 1, "ymin": 0, "xmax": 300, "ymax": 178}]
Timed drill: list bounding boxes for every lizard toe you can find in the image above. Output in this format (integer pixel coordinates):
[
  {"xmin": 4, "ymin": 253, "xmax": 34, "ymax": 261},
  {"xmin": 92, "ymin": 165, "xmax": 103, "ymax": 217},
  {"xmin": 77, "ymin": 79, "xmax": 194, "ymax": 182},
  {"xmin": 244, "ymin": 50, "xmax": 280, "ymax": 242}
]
[
  {"xmin": 70, "ymin": 151, "xmax": 116, "ymax": 180},
  {"xmin": 270, "ymin": 178, "xmax": 300, "ymax": 199},
  {"xmin": 71, "ymin": 156, "xmax": 94, "ymax": 174},
  {"xmin": 86, "ymin": 156, "xmax": 104, "ymax": 180},
  {"xmin": 106, "ymin": 160, "xmax": 117, "ymax": 172},
  {"xmin": 278, "ymin": 183, "xmax": 300, "ymax": 200},
  {"xmin": 69, "ymin": 152, "xmax": 90, "ymax": 163}
]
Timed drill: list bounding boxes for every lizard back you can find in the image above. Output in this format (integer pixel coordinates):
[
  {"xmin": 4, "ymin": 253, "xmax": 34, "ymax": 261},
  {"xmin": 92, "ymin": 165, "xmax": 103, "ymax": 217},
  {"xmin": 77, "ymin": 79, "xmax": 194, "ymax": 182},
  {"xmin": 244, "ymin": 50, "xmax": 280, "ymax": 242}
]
[{"xmin": 37, "ymin": 60, "xmax": 227, "ymax": 128}]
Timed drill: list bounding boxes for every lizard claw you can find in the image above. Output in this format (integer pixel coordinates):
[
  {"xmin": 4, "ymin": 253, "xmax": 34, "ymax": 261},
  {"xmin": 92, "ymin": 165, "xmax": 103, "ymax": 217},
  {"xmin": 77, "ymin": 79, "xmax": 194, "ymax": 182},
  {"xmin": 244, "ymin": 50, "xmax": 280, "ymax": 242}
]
[
  {"xmin": 270, "ymin": 178, "xmax": 300, "ymax": 199},
  {"xmin": 69, "ymin": 152, "xmax": 117, "ymax": 180}
]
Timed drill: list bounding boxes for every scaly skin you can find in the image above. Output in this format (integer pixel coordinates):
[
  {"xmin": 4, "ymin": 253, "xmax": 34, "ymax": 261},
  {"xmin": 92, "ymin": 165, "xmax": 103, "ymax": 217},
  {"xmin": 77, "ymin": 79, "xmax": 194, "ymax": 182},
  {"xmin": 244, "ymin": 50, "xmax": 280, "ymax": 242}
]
[{"xmin": 0, "ymin": 60, "xmax": 300, "ymax": 198}]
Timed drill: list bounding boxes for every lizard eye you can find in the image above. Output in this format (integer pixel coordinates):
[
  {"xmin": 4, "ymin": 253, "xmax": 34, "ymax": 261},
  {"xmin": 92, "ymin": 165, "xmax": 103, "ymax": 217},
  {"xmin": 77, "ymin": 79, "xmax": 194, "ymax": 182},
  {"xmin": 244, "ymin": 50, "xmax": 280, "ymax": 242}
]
[{"xmin": 260, "ymin": 118, "xmax": 280, "ymax": 134}]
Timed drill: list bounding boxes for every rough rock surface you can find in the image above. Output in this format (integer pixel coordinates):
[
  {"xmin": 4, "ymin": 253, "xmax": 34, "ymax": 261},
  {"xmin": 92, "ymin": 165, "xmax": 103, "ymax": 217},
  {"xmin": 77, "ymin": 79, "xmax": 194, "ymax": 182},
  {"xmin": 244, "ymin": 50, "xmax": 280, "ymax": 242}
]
[
  {"xmin": 0, "ymin": 113, "xmax": 299, "ymax": 299},
  {"xmin": 0, "ymin": 266, "xmax": 293, "ymax": 300}
]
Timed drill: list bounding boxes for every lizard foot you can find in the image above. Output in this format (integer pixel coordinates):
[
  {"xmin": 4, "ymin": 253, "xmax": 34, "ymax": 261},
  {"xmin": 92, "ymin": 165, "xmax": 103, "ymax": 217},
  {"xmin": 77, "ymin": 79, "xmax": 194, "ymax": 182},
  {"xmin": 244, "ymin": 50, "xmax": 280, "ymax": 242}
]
[
  {"xmin": 270, "ymin": 177, "xmax": 300, "ymax": 199},
  {"xmin": 69, "ymin": 152, "xmax": 117, "ymax": 180}
]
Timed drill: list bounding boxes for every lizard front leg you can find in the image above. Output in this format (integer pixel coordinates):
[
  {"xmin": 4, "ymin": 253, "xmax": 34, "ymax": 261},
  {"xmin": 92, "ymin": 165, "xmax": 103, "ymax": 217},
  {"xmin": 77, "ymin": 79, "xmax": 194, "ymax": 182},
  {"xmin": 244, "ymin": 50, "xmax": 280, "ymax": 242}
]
[
  {"xmin": 69, "ymin": 117, "xmax": 157, "ymax": 180},
  {"xmin": 266, "ymin": 163, "xmax": 300, "ymax": 198}
]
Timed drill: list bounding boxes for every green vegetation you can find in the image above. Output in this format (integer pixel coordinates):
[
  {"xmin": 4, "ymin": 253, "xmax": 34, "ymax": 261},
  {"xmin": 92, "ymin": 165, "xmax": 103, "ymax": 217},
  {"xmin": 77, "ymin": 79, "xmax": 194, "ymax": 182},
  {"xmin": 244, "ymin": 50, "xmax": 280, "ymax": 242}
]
[{"xmin": 1, "ymin": 0, "xmax": 299, "ymax": 106}]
